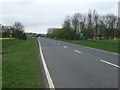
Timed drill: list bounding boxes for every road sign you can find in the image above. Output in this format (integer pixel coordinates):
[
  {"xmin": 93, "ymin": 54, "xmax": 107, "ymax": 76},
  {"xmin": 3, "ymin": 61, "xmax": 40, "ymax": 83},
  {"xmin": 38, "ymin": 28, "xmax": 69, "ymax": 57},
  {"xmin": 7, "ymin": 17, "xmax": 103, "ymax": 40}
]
[{"xmin": 80, "ymin": 33, "xmax": 83, "ymax": 38}]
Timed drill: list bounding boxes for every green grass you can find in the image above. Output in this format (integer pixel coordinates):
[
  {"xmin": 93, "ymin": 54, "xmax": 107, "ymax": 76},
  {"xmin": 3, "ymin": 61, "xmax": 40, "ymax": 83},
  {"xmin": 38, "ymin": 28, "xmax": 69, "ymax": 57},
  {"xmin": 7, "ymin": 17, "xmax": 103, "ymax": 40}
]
[
  {"xmin": 2, "ymin": 38, "xmax": 43, "ymax": 88},
  {"xmin": 0, "ymin": 39, "xmax": 2, "ymax": 89},
  {"xmin": 54, "ymin": 38, "xmax": 120, "ymax": 53}
]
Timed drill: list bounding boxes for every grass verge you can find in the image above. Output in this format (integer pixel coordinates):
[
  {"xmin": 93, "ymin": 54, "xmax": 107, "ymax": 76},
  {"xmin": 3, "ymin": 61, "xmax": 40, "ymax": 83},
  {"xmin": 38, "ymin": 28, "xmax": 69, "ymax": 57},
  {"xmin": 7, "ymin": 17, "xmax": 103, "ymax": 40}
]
[
  {"xmin": 54, "ymin": 38, "xmax": 120, "ymax": 53},
  {"xmin": 2, "ymin": 38, "xmax": 43, "ymax": 88},
  {"xmin": 0, "ymin": 39, "xmax": 2, "ymax": 89}
]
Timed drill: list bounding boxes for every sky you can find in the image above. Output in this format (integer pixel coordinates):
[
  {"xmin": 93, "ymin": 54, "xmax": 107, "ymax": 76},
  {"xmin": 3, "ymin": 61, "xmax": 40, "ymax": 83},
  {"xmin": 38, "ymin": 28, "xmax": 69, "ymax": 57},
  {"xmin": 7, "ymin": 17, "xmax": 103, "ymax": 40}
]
[{"xmin": 0, "ymin": 0, "xmax": 119, "ymax": 34}]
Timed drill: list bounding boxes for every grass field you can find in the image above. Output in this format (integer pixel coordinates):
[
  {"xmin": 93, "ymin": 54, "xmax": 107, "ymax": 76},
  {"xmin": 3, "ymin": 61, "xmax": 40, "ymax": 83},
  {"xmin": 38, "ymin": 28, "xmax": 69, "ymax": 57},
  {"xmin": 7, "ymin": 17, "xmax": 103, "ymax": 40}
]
[
  {"xmin": 0, "ymin": 39, "xmax": 2, "ymax": 89},
  {"xmin": 54, "ymin": 38, "xmax": 120, "ymax": 53},
  {"xmin": 2, "ymin": 38, "xmax": 43, "ymax": 88}
]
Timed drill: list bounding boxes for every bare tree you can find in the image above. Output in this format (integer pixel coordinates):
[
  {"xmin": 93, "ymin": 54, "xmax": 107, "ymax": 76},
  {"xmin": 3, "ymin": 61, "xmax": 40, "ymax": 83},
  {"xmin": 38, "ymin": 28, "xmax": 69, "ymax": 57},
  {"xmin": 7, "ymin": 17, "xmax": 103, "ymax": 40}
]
[
  {"xmin": 13, "ymin": 22, "xmax": 24, "ymax": 31},
  {"xmin": 12, "ymin": 22, "xmax": 27, "ymax": 40},
  {"xmin": 93, "ymin": 10, "xmax": 99, "ymax": 39},
  {"xmin": 48, "ymin": 10, "xmax": 118, "ymax": 40},
  {"xmin": 104, "ymin": 14, "xmax": 117, "ymax": 39},
  {"xmin": 47, "ymin": 28, "xmax": 53, "ymax": 35},
  {"xmin": 71, "ymin": 13, "xmax": 80, "ymax": 34},
  {"xmin": 63, "ymin": 16, "xmax": 72, "ymax": 29}
]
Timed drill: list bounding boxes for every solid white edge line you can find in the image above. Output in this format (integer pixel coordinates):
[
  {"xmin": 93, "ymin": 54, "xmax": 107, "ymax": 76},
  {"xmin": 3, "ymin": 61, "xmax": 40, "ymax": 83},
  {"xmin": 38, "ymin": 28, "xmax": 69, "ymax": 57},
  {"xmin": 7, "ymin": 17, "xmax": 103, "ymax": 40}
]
[
  {"xmin": 37, "ymin": 39, "xmax": 55, "ymax": 89},
  {"xmin": 63, "ymin": 46, "xmax": 67, "ymax": 48},
  {"xmin": 101, "ymin": 60, "xmax": 120, "ymax": 68},
  {"xmin": 74, "ymin": 50, "xmax": 82, "ymax": 53}
]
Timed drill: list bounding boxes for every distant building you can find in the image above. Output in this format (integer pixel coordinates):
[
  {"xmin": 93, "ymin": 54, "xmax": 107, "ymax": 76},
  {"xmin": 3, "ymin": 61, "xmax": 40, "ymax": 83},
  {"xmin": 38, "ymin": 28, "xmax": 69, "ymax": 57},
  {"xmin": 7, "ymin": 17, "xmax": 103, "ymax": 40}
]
[{"xmin": 118, "ymin": 1, "xmax": 120, "ymax": 17}]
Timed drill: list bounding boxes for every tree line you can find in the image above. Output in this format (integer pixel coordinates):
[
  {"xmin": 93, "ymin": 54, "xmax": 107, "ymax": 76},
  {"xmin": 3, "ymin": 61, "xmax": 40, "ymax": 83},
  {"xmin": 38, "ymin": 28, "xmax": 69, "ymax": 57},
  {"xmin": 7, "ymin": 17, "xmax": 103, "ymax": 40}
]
[
  {"xmin": 0, "ymin": 22, "xmax": 27, "ymax": 40},
  {"xmin": 47, "ymin": 10, "xmax": 120, "ymax": 40}
]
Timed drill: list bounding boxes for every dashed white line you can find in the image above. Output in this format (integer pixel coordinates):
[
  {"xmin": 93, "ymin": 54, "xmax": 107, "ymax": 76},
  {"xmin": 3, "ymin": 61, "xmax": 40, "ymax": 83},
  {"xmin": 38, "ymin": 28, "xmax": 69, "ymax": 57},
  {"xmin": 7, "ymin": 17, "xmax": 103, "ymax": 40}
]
[
  {"xmin": 63, "ymin": 46, "xmax": 67, "ymax": 48},
  {"xmin": 38, "ymin": 39, "xmax": 55, "ymax": 89},
  {"xmin": 74, "ymin": 50, "xmax": 82, "ymax": 54},
  {"xmin": 101, "ymin": 60, "xmax": 120, "ymax": 68}
]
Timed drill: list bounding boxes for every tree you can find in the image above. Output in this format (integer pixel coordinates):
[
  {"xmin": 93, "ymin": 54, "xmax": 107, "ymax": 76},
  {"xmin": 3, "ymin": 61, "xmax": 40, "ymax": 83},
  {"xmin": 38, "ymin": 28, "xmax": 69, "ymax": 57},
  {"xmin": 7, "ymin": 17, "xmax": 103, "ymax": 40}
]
[
  {"xmin": 84, "ymin": 10, "xmax": 94, "ymax": 39},
  {"xmin": 72, "ymin": 13, "xmax": 80, "ymax": 34},
  {"xmin": 93, "ymin": 10, "xmax": 99, "ymax": 39},
  {"xmin": 47, "ymin": 10, "xmax": 119, "ymax": 40},
  {"xmin": 62, "ymin": 16, "xmax": 74, "ymax": 40},
  {"xmin": 116, "ymin": 17, "xmax": 120, "ymax": 38},
  {"xmin": 103, "ymin": 14, "xmax": 117, "ymax": 39},
  {"xmin": 12, "ymin": 22, "xmax": 27, "ymax": 40},
  {"xmin": 47, "ymin": 28, "xmax": 54, "ymax": 38}
]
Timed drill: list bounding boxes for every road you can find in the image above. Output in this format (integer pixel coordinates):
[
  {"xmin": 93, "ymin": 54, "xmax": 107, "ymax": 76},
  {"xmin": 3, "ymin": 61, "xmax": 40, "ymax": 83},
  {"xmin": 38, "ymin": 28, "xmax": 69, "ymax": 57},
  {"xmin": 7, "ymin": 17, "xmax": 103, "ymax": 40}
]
[{"xmin": 38, "ymin": 38, "xmax": 119, "ymax": 88}]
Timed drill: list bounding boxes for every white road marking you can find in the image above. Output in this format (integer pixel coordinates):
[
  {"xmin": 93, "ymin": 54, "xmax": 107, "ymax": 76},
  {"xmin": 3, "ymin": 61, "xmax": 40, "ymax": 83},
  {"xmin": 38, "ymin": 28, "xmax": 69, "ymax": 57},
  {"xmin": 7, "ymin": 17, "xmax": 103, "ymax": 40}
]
[
  {"xmin": 56, "ymin": 39, "xmax": 119, "ymax": 55},
  {"xmin": 101, "ymin": 60, "xmax": 120, "ymax": 68},
  {"xmin": 74, "ymin": 50, "xmax": 82, "ymax": 54},
  {"xmin": 63, "ymin": 46, "xmax": 67, "ymax": 48},
  {"xmin": 57, "ymin": 44, "xmax": 60, "ymax": 45},
  {"xmin": 38, "ymin": 39, "xmax": 55, "ymax": 89}
]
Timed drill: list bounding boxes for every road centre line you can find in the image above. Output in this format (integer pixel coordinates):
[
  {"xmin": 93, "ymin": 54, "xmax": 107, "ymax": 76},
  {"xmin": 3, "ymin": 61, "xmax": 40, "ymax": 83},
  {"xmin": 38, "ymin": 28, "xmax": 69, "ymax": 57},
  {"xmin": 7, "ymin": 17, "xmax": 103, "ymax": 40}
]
[
  {"xmin": 38, "ymin": 39, "xmax": 55, "ymax": 89},
  {"xmin": 63, "ymin": 46, "xmax": 67, "ymax": 48},
  {"xmin": 74, "ymin": 50, "xmax": 82, "ymax": 54},
  {"xmin": 101, "ymin": 60, "xmax": 120, "ymax": 68}
]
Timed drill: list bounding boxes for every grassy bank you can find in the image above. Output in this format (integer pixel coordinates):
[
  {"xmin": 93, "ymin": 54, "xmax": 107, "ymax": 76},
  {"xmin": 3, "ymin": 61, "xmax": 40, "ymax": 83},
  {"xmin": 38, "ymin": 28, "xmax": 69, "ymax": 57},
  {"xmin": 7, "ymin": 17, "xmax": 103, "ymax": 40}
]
[
  {"xmin": 2, "ymin": 38, "xmax": 43, "ymax": 88},
  {"xmin": 54, "ymin": 38, "xmax": 120, "ymax": 53},
  {"xmin": 0, "ymin": 39, "xmax": 2, "ymax": 89}
]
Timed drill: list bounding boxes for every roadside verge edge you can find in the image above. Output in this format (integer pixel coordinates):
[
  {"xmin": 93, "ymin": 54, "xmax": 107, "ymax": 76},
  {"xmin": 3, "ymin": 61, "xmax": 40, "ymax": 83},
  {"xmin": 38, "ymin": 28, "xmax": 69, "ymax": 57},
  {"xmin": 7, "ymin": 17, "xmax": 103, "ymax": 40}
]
[{"xmin": 37, "ymin": 38, "xmax": 55, "ymax": 89}]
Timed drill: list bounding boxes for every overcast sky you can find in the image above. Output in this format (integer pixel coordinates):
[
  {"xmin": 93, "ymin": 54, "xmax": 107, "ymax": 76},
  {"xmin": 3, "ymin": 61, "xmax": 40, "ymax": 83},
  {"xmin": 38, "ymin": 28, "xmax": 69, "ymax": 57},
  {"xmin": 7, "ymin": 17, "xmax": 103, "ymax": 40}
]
[{"xmin": 0, "ymin": 0, "xmax": 119, "ymax": 34}]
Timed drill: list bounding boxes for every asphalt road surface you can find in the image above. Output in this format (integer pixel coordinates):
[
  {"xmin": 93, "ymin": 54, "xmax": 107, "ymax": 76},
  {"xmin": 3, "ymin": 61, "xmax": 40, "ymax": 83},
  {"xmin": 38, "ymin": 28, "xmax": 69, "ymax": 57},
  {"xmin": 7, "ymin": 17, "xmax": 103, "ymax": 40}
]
[{"xmin": 38, "ymin": 38, "xmax": 119, "ymax": 88}]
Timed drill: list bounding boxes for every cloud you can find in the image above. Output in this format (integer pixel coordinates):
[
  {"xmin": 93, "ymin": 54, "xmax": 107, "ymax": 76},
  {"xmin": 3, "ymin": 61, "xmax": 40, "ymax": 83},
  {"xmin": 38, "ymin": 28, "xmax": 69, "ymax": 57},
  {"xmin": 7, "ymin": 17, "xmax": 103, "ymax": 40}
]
[
  {"xmin": 1, "ymin": 0, "xmax": 119, "ymax": 33},
  {"xmin": 0, "ymin": 0, "xmax": 119, "ymax": 3}
]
